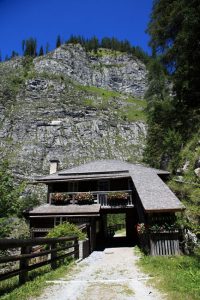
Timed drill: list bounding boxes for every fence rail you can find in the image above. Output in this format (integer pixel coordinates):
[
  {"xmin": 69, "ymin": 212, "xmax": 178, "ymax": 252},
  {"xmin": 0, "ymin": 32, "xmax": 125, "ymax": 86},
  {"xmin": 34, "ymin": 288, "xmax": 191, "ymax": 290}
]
[{"xmin": 0, "ymin": 236, "xmax": 79, "ymax": 284}]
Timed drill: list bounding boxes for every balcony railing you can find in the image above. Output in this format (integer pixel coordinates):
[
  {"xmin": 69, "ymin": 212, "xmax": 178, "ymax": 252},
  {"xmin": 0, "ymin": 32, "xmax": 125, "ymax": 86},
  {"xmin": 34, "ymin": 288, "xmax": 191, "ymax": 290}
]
[{"xmin": 49, "ymin": 190, "xmax": 133, "ymax": 208}]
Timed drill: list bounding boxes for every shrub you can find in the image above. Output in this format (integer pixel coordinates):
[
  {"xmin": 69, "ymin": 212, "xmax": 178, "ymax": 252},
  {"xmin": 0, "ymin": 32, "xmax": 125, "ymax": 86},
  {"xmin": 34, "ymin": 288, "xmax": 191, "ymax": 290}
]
[
  {"xmin": 47, "ymin": 222, "xmax": 86, "ymax": 241},
  {"xmin": 0, "ymin": 217, "xmax": 30, "ymax": 239}
]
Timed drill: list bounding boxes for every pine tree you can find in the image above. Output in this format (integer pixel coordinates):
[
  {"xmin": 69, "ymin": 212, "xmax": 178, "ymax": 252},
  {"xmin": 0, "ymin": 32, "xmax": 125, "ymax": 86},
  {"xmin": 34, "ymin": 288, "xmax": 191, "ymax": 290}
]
[
  {"xmin": 39, "ymin": 46, "xmax": 44, "ymax": 56},
  {"xmin": 0, "ymin": 51, "xmax": 2, "ymax": 62},
  {"xmin": 45, "ymin": 42, "xmax": 50, "ymax": 54},
  {"xmin": 56, "ymin": 35, "xmax": 61, "ymax": 48},
  {"xmin": 147, "ymin": 0, "xmax": 200, "ymax": 110},
  {"xmin": 23, "ymin": 38, "xmax": 37, "ymax": 57},
  {"xmin": 11, "ymin": 51, "xmax": 19, "ymax": 58}
]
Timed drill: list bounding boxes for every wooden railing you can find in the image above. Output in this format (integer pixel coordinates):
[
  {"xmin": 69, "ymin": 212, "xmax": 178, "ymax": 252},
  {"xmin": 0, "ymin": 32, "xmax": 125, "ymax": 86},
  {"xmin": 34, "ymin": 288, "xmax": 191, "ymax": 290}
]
[
  {"xmin": 49, "ymin": 190, "xmax": 133, "ymax": 208},
  {"xmin": 0, "ymin": 236, "xmax": 79, "ymax": 284}
]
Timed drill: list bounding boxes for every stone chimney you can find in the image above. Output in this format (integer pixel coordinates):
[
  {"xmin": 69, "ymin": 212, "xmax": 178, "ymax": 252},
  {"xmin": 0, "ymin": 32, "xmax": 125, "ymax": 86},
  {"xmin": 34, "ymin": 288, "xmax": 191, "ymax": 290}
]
[{"xmin": 49, "ymin": 159, "xmax": 60, "ymax": 174}]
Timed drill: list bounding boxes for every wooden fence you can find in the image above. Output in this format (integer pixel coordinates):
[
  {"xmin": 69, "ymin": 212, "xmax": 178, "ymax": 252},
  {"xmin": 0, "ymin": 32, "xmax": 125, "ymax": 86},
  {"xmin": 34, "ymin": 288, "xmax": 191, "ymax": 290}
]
[
  {"xmin": 0, "ymin": 236, "xmax": 79, "ymax": 284},
  {"xmin": 149, "ymin": 231, "xmax": 180, "ymax": 256}
]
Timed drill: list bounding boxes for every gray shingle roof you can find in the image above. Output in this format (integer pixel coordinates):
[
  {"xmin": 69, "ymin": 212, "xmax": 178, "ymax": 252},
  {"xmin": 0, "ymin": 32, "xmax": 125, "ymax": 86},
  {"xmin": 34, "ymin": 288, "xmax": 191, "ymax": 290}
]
[
  {"xmin": 129, "ymin": 169, "xmax": 184, "ymax": 212},
  {"xmin": 29, "ymin": 204, "xmax": 101, "ymax": 216},
  {"xmin": 35, "ymin": 160, "xmax": 184, "ymax": 212}
]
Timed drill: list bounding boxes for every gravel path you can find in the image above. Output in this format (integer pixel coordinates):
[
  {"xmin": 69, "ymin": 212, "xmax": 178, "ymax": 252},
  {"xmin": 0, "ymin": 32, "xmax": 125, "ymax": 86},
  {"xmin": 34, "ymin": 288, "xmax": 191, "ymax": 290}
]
[{"xmin": 33, "ymin": 247, "xmax": 165, "ymax": 300}]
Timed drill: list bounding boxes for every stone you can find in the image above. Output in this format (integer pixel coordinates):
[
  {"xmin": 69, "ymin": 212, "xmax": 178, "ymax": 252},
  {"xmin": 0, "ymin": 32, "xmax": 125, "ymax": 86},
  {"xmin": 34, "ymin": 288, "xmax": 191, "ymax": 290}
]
[
  {"xmin": 0, "ymin": 44, "xmax": 147, "ymax": 182},
  {"xmin": 194, "ymin": 168, "xmax": 200, "ymax": 177}
]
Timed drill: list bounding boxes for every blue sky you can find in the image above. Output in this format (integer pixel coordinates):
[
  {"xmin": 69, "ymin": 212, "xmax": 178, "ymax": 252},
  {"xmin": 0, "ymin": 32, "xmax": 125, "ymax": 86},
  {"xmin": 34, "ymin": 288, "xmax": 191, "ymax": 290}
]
[{"xmin": 0, "ymin": 0, "xmax": 153, "ymax": 59}]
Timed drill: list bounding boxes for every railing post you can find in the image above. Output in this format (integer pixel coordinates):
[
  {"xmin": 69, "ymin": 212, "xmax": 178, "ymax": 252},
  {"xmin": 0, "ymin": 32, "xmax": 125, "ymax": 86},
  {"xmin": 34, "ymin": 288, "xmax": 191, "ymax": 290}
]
[
  {"xmin": 129, "ymin": 193, "xmax": 133, "ymax": 206},
  {"xmin": 51, "ymin": 242, "xmax": 57, "ymax": 269},
  {"xmin": 105, "ymin": 194, "xmax": 108, "ymax": 206},
  {"xmin": 72, "ymin": 194, "xmax": 75, "ymax": 205},
  {"xmin": 74, "ymin": 237, "xmax": 79, "ymax": 259},
  {"xmin": 19, "ymin": 246, "xmax": 30, "ymax": 285}
]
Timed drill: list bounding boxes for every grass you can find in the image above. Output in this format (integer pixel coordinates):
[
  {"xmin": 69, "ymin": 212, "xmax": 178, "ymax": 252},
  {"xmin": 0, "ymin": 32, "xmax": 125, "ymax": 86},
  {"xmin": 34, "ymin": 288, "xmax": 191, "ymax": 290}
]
[
  {"xmin": 137, "ymin": 249, "xmax": 200, "ymax": 300},
  {"xmin": 0, "ymin": 259, "xmax": 74, "ymax": 300},
  {"xmin": 80, "ymin": 85, "xmax": 147, "ymax": 121},
  {"xmin": 79, "ymin": 282, "xmax": 134, "ymax": 300},
  {"xmin": 114, "ymin": 228, "xmax": 126, "ymax": 236}
]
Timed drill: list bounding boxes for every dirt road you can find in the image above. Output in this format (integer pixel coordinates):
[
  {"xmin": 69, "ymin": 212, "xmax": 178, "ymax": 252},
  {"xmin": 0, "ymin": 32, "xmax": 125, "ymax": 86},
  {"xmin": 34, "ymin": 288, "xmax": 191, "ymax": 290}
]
[{"xmin": 33, "ymin": 247, "xmax": 164, "ymax": 300}]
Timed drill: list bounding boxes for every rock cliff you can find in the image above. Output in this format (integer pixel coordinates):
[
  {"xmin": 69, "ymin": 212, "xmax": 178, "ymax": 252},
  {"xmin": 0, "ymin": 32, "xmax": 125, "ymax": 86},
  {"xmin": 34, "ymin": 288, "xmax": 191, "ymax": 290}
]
[{"xmin": 0, "ymin": 44, "xmax": 147, "ymax": 178}]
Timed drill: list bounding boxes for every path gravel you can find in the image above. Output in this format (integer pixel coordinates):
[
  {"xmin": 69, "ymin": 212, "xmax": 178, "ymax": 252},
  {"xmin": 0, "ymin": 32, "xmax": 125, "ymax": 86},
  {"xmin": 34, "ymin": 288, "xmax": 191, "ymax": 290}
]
[{"xmin": 33, "ymin": 247, "xmax": 165, "ymax": 300}]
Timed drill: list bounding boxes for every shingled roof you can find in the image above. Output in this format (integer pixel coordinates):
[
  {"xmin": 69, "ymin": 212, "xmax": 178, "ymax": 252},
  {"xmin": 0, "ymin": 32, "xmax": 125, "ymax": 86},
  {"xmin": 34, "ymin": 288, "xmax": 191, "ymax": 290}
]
[
  {"xmin": 29, "ymin": 204, "xmax": 101, "ymax": 216},
  {"xmin": 35, "ymin": 160, "xmax": 184, "ymax": 212}
]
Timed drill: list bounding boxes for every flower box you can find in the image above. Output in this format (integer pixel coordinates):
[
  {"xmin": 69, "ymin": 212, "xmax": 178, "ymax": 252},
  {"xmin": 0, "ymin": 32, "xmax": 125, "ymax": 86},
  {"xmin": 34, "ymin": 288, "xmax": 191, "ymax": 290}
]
[
  {"xmin": 75, "ymin": 192, "xmax": 94, "ymax": 205},
  {"xmin": 51, "ymin": 193, "xmax": 71, "ymax": 205},
  {"xmin": 107, "ymin": 192, "xmax": 129, "ymax": 206}
]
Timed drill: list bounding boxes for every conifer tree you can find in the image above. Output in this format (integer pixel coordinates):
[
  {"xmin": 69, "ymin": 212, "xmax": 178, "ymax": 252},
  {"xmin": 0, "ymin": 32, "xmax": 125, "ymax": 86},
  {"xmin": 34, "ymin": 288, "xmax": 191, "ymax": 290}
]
[
  {"xmin": 39, "ymin": 46, "xmax": 44, "ymax": 56},
  {"xmin": 23, "ymin": 38, "xmax": 37, "ymax": 57},
  {"xmin": 45, "ymin": 42, "xmax": 50, "ymax": 54},
  {"xmin": 11, "ymin": 51, "xmax": 18, "ymax": 58},
  {"xmin": 56, "ymin": 35, "xmax": 61, "ymax": 48}
]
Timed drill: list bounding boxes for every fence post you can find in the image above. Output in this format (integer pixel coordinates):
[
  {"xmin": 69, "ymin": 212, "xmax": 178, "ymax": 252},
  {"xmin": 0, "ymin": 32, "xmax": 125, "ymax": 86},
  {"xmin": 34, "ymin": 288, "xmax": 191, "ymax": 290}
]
[
  {"xmin": 19, "ymin": 246, "xmax": 30, "ymax": 285},
  {"xmin": 74, "ymin": 238, "xmax": 79, "ymax": 259},
  {"xmin": 51, "ymin": 242, "xmax": 57, "ymax": 269}
]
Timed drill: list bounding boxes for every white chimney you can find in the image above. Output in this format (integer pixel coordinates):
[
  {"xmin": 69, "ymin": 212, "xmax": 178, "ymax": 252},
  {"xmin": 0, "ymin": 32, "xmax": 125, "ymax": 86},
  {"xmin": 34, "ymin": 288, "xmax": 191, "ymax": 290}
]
[{"xmin": 49, "ymin": 159, "xmax": 60, "ymax": 174}]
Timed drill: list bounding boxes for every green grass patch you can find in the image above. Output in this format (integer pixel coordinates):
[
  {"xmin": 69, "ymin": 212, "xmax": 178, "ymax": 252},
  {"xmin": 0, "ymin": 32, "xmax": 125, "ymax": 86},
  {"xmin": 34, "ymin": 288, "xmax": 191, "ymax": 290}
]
[
  {"xmin": 0, "ymin": 260, "xmax": 74, "ymax": 300},
  {"xmin": 137, "ymin": 251, "xmax": 200, "ymax": 300},
  {"xmin": 89, "ymin": 48, "xmax": 123, "ymax": 57},
  {"xmin": 79, "ymin": 85, "xmax": 147, "ymax": 121},
  {"xmin": 119, "ymin": 97, "xmax": 147, "ymax": 122},
  {"xmin": 78, "ymin": 85, "xmax": 122, "ymax": 100}
]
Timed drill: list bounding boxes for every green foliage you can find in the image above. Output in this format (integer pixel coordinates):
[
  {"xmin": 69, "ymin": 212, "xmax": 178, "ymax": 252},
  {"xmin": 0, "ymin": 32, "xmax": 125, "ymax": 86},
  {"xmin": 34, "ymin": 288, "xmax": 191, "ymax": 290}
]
[
  {"xmin": 66, "ymin": 35, "xmax": 149, "ymax": 63},
  {"xmin": 17, "ymin": 193, "xmax": 40, "ymax": 217},
  {"xmin": 38, "ymin": 46, "xmax": 44, "ymax": 56},
  {"xmin": 107, "ymin": 214, "xmax": 125, "ymax": 226},
  {"xmin": 47, "ymin": 222, "xmax": 86, "ymax": 240},
  {"xmin": 80, "ymin": 86, "xmax": 147, "ymax": 122},
  {"xmin": 145, "ymin": 1, "xmax": 200, "ymax": 170},
  {"xmin": 0, "ymin": 161, "xmax": 24, "ymax": 217},
  {"xmin": 22, "ymin": 38, "xmax": 37, "ymax": 57},
  {"xmin": 138, "ymin": 251, "xmax": 200, "ymax": 300},
  {"xmin": 145, "ymin": 58, "xmax": 169, "ymax": 101},
  {"xmin": 148, "ymin": 0, "xmax": 200, "ymax": 110},
  {"xmin": 0, "ymin": 217, "xmax": 29, "ymax": 239},
  {"xmin": 56, "ymin": 35, "xmax": 61, "ymax": 48},
  {"xmin": 144, "ymin": 94, "xmax": 182, "ymax": 170}
]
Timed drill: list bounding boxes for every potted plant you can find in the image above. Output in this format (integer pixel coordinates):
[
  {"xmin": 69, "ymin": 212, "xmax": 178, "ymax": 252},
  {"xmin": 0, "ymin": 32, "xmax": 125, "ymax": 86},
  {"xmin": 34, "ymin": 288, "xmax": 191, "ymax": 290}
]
[
  {"xmin": 107, "ymin": 191, "xmax": 129, "ymax": 206},
  {"xmin": 51, "ymin": 193, "xmax": 71, "ymax": 205},
  {"xmin": 75, "ymin": 192, "xmax": 94, "ymax": 205}
]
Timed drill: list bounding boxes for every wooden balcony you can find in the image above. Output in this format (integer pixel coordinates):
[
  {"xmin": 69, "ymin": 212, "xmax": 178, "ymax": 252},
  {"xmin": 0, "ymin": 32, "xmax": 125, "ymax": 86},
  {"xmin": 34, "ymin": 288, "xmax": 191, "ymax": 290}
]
[{"xmin": 49, "ymin": 190, "xmax": 133, "ymax": 209}]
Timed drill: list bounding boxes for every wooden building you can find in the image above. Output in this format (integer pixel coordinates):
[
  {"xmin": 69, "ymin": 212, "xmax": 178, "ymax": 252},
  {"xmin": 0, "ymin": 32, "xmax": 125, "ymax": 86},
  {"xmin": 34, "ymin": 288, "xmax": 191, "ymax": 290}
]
[{"xmin": 27, "ymin": 160, "xmax": 185, "ymax": 254}]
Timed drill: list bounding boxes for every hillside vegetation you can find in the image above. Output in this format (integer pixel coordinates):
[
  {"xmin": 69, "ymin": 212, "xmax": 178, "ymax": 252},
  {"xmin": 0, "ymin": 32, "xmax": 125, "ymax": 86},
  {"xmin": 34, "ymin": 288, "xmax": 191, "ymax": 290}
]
[{"xmin": 144, "ymin": 0, "xmax": 200, "ymax": 237}]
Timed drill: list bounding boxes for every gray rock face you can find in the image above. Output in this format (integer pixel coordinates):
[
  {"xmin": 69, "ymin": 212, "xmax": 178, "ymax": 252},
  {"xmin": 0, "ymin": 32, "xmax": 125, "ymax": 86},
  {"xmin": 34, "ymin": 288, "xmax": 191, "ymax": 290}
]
[
  {"xmin": 0, "ymin": 45, "xmax": 147, "ymax": 178},
  {"xmin": 34, "ymin": 44, "xmax": 147, "ymax": 98}
]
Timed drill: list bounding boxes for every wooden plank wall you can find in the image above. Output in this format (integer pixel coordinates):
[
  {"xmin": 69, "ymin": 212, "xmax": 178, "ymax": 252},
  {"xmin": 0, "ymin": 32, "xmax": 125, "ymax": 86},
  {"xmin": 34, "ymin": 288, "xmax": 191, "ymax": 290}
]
[{"xmin": 150, "ymin": 232, "xmax": 180, "ymax": 256}]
